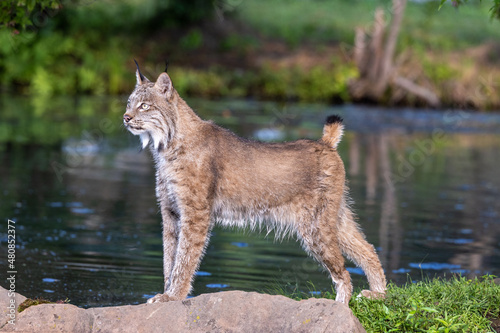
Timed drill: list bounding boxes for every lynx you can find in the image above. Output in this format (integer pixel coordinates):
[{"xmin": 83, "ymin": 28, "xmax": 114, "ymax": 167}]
[{"xmin": 123, "ymin": 62, "xmax": 387, "ymax": 305}]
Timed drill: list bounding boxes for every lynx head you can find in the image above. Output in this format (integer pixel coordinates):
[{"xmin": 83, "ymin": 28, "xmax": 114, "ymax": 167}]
[{"xmin": 123, "ymin": 61, "xmax": 177, "ymax": 150}]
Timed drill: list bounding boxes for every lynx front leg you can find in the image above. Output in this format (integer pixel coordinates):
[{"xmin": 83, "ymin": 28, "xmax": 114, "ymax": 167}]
[
  {"xmin": 145, "ymin": 201, "xmax": 179, "ymax": 304},
  {"xmin": 153, "ymin": 169, "xmax": 181, "ymax": 294},
  {"xmin": 160, "ymin": 207, "xmax": 179, "ymax": 292},
  {"xmin": 147, "ymin": 206, "xmax": 211, "ymax": 303}
]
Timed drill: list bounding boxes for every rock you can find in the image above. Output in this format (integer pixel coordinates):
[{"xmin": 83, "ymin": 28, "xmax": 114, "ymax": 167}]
[
  {"xmin": 0, "ymin": 286, "xmax": 366, "ymax": 333},
  {"xmin": 0, "ymin": 286, "xmax": 25, "ymax": 327}
]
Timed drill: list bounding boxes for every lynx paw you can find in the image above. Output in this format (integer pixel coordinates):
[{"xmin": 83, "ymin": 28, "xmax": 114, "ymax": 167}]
[
  {"xmin": 147, "ymin": 293, "xmax": 173, "ymax": 304},
  {"xmin": 358, "ymin": 290, "xmax": 386, "ymax": 300}
]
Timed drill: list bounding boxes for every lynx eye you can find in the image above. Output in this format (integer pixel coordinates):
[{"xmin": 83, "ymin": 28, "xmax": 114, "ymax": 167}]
[
  {"xmin": 126, "ymin": 100, "xmax": 131, "ymax": 108},
  {"xmin": 140, "ymin": 103, "xmax": 150, "ymax": 111}
]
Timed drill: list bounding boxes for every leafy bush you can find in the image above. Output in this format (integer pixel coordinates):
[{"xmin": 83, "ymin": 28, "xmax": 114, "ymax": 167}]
[{"xmin": 0, "ymin": 26, "xmax": 130, "ymax": 95}]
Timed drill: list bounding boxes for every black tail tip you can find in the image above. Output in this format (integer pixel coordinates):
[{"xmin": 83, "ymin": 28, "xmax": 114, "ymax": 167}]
[{"xmin": 325, "ymin": 115, "xmax": 343, "ymax": 125}]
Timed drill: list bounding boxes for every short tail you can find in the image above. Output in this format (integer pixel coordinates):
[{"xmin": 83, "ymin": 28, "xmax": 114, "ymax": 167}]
[{"xmin": 322, "ymin": 115, "xmax": 344, "ymax": 149}]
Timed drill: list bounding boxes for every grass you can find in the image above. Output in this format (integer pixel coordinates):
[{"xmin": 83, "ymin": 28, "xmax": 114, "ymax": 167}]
[
  {"xmin": 270, "ymin": 275, "xmax": 500, "ymax": 332},
  {"xmin": 238, "ymin": 0, "xmax": 500, "ymax": 50}
]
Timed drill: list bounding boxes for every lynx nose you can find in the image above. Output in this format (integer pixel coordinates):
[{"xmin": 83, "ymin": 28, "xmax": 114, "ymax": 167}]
[{"xmin": 123, "ymin": 114, "xmax": 132, "ymax": 123}]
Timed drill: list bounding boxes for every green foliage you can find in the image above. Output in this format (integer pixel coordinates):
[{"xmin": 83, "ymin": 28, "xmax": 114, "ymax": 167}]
[
  {"xmin": 0, "ymin": 0, "xmax": 215, "ymax": 96},
  {"xmin": 1, "ymin": 0, "xmax": 499, "ymax": 108},
  {"xmin": 259, "ymin": 67, "xmax": 293, "ymax": 99},
  {"xmin": 295, "ymin": 64, "xmax": 357, "ymax": 102},
  {"xmin": 0, "ymin": 15, "xmax": 357, "ymax": 102},
  {"xmin": 0, "ymin": 0, "xmax": 61, "ymax": 32},
  {"xmin": 422, "ymin": 59, "xmax": 459, "ymax": 83},
  {"xmin": 440, "ymin": 0, "xmax": 500, "ymax": 20},
  {"xmin": 170, "ymin": 67, "xmax": 230, "ymax": 98},
  {"xmin": 0, "ymin": 0, "xmax": 215, "ymax": 34},
  {"xmin": 258, "ymin": 63, "xmax": 357, "ymax": 102},
  {"xmin": 164, "ymin": 0, "xmax": 216, "ymax": 25},
  {"xmin": 165, "ymin": 64, "xmax": 357, "ymax": 103},
  {"xmin": 0, "ymin": 29, "xmax": 130, "ymax": 95},
  {"xmin": 493, "ymin": 0, "xmax": 500, "ymax": 18},
  {"xmin": 219, "ymin": 34, "xmax": 260, "ymax": 54},
  {"xmin": 274, "ymin": 275, "xmax": 500, "ymax": 332},
  {"xmin": 180, "ymin": 29, "xmax": 204, "ymax": 51}
]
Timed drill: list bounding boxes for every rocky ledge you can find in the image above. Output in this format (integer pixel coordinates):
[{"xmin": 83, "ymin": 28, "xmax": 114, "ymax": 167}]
[{"xmin": 0, "ymin": 286, "xmax": 365, "ymax": 332}]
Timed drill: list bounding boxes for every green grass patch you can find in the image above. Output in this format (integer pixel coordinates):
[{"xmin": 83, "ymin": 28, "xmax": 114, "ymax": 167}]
[
  {"xmin": 237, "ymin": 0, "xmax": 500, "ymax": 50},
  {"xmin": 269, "ymin": 275, "xmax": 500, "ymax": 332}
]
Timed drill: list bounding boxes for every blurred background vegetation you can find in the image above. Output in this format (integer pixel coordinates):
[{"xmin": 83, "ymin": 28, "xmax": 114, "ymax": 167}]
[{"xmin": 1, "ymin": 0, "xmax": 499, "ymax": 109}]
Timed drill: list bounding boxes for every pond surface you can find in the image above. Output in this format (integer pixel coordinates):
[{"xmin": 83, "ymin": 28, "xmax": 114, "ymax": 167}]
[{"xmin": 1, "ymin": 96, "xmax": 499, "ymax": 307}]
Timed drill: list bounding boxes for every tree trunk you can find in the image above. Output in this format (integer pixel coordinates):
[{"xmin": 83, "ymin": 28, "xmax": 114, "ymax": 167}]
[
  {"xmin": 374, "ymin": 0, "xmax": 406, "ymax": 96},
  {"xmin": 349, "ymin": 0, "xmax": 440, "ymax": 107}
]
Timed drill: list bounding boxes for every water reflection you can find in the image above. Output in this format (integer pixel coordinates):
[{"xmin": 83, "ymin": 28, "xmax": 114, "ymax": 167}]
[
  {"xmin": 0, "ymin": 96, "xmax": 499, "ymax": 307},
  {"xmin": 350, "ymin": 132, "xmax": 404, "ymax": 282}
]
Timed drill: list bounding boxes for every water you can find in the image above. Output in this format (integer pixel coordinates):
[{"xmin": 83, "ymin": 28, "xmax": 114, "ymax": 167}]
[{"xmin": 1, "ymin": 96, "xmax": 499, "ymax": 307}]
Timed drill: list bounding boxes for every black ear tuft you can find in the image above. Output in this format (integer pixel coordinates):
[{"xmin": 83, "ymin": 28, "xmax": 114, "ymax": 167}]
[
  {"xmin": 164, "ymin": 60, "xmax": 169, "ymax": 73},
  {"xmin": 134, "ymin": 59, "xmax": 146, "ymax": 82},
  {"xmin": 325, "ymin": 115, "xmax": 343, "ymax": 125}
]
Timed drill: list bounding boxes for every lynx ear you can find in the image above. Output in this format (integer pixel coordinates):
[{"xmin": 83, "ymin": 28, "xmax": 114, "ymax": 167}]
[
  {"xmin": 134, "ymin": 59, "xmax": 150, "ymax": 85},
  {"xmin": 154, "ymin": 72, "xmax": 173, "ymax": 100}
]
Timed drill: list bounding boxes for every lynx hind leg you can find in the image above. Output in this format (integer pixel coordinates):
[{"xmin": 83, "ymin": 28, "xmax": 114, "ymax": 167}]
[
  {"xmin": 338, "ymin": 201, "xmax": 387, "ymax": 299},
  {"xmin": 297, "ymin": 224, "xmax": 353, "ymax": 304}
]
